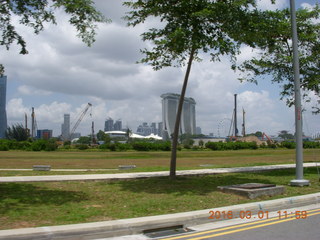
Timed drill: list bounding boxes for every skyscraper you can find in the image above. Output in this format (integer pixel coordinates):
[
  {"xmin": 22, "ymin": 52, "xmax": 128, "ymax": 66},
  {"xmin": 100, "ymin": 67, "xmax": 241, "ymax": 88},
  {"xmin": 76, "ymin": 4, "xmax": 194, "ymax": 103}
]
[
  {"xmin": 161, "ymin": 93, "xmax": 196, "ymax": 140},
  {"xmin": 0, "ymin": 76, "xmax": 7, "ymax": 139},
  {"xmin": 104, "ymin": 118, "xmax": 114, "ymax": 131},
  {"xmin": 114, "ymin": 119, "xmax": 122, "ymax": 131},
  {"xmin": 61, "ymin": 114, "xmax": 70, "ymax": 140}
]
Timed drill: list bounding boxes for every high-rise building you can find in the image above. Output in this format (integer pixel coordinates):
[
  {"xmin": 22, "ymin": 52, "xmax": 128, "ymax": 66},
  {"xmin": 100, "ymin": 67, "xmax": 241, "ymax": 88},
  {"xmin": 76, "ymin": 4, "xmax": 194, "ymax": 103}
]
[
  {"xmin": 114, "ymin": 119, "xmax": 122, "ymax": 131},
  {"xmin": 150, "ymin": 122, "xmax": 157, "ymax": 134},
  {"xmin": 37, "ymin": 129, "xmax": 53, "ymax": 140},
  {"xmin": 104, "ymin": 118, "xmax": 114, "ymax": 131},
  {"xmin": 158, "ymin": 122, "xmax": 163, "ymax": 137},
  {"xmin": 61, "ymin": 114, "xmax": 70, "ymax": 140},
  {"xmin": 161, "ymin": 93, "xmax": 196, "ymax": 140},
  {"xmin": 196, "ymin": 126, "xmax": 202, "ymax": 135},
  {"xmin": 0, "ymin": 76, "xmax": 7, "ymax": 139}
]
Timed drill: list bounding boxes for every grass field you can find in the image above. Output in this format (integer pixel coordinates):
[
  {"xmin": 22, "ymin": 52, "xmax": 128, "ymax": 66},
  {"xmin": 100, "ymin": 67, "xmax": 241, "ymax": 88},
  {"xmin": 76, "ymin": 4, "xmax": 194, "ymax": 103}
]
[
  {"xmin": 0, "ymin": 168, "xmax": 319, "ymax": 230},
  {"xmin": 0, "ymin": 148, "xmax": 319, "ymax": 172},
  {"xmin": 0, "ymin": 149, "xmax": 319, "ymax": 230}
]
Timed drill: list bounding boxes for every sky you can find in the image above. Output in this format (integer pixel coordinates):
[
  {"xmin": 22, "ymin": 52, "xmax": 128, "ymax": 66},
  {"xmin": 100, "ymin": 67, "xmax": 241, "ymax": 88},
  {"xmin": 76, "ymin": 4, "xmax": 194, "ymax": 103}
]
[{"xmin": 1, "ymin": 0, "xmax": 319, "ymax": 138}]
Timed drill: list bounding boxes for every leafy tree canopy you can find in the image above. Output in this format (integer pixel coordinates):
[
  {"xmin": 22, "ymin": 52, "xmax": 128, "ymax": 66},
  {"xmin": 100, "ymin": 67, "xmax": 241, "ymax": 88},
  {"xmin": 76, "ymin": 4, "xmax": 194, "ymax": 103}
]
[
  {"xmin": 5, "ymin": 123, "xmax": 29, "ymax": 141},
  {"xmin": 0, "ymin": 0, "xmax": 110, "ymax": 75},
  {"xmin": 124, "ymin": 0, "xmax": 261, "ymax": 70},
  {"xmin": 234, "ymin": 4, "xmax": 320, "ymax": 113},
  {"xmin": 278, "ymin": 130, "xmax": 294, "ymax": 140}
]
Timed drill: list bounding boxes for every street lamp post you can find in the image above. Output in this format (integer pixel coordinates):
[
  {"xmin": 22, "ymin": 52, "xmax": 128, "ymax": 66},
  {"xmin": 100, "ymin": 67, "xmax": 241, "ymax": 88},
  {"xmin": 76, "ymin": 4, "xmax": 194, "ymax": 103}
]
[{"xmin": 289, "ymin": 0, "xmax": 310, "ymax": 186}]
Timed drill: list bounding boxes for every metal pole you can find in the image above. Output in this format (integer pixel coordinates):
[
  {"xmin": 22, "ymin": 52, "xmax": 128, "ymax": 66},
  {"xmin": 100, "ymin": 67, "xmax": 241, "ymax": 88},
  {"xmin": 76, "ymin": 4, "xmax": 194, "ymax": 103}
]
[
  {"xmin": 289, "ymin": 0, "xmax": 310, "ymax": 186},
  {"xmin": 234, "ymin": 94, "xmax": 238, "ymax": 137}
]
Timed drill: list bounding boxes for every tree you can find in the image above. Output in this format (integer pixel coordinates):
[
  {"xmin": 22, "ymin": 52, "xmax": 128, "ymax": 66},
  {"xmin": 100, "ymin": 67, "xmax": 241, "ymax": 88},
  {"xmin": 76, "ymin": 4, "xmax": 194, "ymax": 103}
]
[
  {"xmin": 235, "ymin": 5, "xmax": 320, "ymax": 113},
  {"xmin": 76, "ymin": 136, "xmax": 91, "ymax": 144},
  {"xmin": 97, "ymin": 130, "xmax": 106, "ymax": 141},
  {"xmin": 278, "ymin": 130, "xmax": 294, "ymax": 140},
  {"xmin": 125, "ymin": 128, "xmax": 132, "ymax": 143},
  {"xmin": 0, "ymin": 0, "xmax": 110, "ymax": 75},
  {"xmin": 124, "ymin": 0, "xmax": 262, "ymax": 179},
  {"xmin": 5, "ymin": 123, "xmax": 29, "ymax": 141}
]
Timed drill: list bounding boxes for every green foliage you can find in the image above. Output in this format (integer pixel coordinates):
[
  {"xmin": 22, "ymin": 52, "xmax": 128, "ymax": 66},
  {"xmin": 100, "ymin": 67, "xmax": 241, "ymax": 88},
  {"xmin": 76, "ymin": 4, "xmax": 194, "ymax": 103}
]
[
  {"xmin": 5, "ymin": 124, "xmax": 29, "ymax": 141},
  {"xmin": 235, "ymin": 5, "xmax": 320, "ymax": 113},
  {"xmin": 303, "ymin": 141, "xmax": 320, "ymax": 148},
  {"xmin": 124, "ymin": 0, "xmax": 259, "ymax": 70},
  {"xmin": 96, "ymin": 130, "xmax": 106, "ymax": 141},
  {"xmin": 278, "ymin": 130, "xmax": 294, "ymax": 140},
  {"xmin": 205, "ymin": 141, "xmax": 258, "ymax": 151},
  {"xmin": 247, "ymin": 131, "xmax": 263, "ymax": 138},
  {"xmin": 76, "ymin": 136, "xmax": 91, "ymax": 144},
  {"xmin": 280, "ymin": 141, "xmax": 296, "ymax": 149},
  {"xmin": 0, "ymin": 140, "xmax": 9, "ymax": 151},
  {"xmin": 131, "ymin": 141, "xmax": 171, "ymax": 151},
  {"xmin": 0, "ymin": 0, "xmax": 109, "ymax": 75},
  {"xmin": 75, "ymin": 144, "xmax": 89, "ymax": 150},
  {"xmin": 0, "ymin": 139, "xmax": 58, "ymax": 151},
  {"xmin": 31, "ymin": 140, "xmax": 47, "ymax": 151}
]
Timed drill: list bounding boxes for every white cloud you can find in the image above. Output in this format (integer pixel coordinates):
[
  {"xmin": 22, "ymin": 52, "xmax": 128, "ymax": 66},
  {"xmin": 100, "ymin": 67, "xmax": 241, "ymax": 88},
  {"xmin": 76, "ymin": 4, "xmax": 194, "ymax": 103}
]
[
  {"xmin": 18, "ymin": 85, "xmax": 52, "ymax": 96},
  {"xmin": 7, "ymin": 98, "xmax": 29, "ymax": 122},
  {"xmin": 2, "ymin": 0, "xmax": 319, "ymax": 138},
  {"xmin": 257, "ymin": 0, "xmax": 287, "ymax": 10}
]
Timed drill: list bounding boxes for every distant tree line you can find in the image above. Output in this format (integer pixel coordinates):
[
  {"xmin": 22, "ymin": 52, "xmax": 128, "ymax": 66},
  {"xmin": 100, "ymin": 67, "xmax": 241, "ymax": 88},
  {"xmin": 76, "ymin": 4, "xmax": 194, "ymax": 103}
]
[{"xmin": 1, "ymin": 137, "xmax": 319, "ymax": 152}]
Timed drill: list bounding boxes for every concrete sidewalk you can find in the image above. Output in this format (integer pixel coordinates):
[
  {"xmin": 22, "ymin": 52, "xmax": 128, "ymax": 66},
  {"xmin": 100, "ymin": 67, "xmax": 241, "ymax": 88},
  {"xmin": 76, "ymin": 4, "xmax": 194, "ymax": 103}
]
[{"xmin": 0, "ymin": 163, "xmax": 318, "ymax": 183}]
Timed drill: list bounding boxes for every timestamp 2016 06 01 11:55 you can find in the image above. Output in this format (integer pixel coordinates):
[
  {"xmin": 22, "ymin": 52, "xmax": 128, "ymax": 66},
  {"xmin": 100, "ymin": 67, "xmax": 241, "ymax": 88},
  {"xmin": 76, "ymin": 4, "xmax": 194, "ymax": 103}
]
[{"xmin": 208, "ymin": 210, "xmax": 308, "ymax": 220}]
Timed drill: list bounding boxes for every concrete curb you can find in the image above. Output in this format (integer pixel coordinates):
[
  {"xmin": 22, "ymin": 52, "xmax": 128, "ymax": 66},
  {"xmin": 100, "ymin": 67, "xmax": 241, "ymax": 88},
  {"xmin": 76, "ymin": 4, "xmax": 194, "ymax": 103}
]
[
  {"xmin": 0, "ymin": 192, "xmax": 319, "ymax": 240},
  {"xmin": 0, "ymin": 163, "xmax": 317, "ymax": 183}
]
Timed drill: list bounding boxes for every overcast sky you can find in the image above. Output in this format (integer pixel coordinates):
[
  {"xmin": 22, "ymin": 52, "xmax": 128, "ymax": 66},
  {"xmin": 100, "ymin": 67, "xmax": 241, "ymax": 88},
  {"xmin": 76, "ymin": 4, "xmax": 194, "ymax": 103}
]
[{"xmin": 1, "ymin": 0, "xmax": 319, "ymax": 137}]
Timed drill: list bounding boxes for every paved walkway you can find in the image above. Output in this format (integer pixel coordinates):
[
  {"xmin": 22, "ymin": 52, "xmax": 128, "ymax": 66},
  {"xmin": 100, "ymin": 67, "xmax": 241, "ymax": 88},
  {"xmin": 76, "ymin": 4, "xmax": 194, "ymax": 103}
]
[{"xmin": 0, "ymin": 163, "xmax": 318, "ymax": 183}]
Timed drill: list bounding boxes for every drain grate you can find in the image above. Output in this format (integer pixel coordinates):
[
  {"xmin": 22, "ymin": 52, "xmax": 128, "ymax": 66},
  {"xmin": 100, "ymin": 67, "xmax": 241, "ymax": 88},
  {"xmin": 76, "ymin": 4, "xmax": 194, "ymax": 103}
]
[{"xmin": 143, "ymin": 225, "xmax": 194, "ymax": 238}]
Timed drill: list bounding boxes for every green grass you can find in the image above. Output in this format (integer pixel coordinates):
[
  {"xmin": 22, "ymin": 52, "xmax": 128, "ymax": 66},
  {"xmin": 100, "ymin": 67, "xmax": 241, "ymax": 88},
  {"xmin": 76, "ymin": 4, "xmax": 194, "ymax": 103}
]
[
  {"xmin": 0, "ymin": 148, "xmax": 319, "ymax": 171},
  {"xmin": 0, "ymin": 168, "xmax": 319, "ymax": 230}
]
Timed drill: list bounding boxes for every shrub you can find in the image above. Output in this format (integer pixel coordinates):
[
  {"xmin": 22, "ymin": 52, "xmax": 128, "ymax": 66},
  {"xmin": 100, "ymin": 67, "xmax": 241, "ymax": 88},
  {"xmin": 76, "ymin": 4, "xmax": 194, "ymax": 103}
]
[
  {"xmin": 109, "ymin": 143, "xmax": 117, "ymax": 151},
  {"xmin": 75, "ymin": 144, "xmax": 89, "ymax": 150},
  {"xmin": 45, "ymin": 141, "xmax": 58, "ymax": 151},
  {"xmin": 206, "ymin": 141, "xmax": 258, "ymax": 151},
  {"xmin": 31, "ymin": 140, "xmax": 47, "ymax": 151},
  {"xmin": 281, "ymin": 141, "xmax": 295, "ymax": 149},
  {"xmin": 303, "ymin": 141, "xmax": 320, "ymax": 149},
  {"xmin": 0, "ymin": 143, "xmax": 9, "ymax": 151}
]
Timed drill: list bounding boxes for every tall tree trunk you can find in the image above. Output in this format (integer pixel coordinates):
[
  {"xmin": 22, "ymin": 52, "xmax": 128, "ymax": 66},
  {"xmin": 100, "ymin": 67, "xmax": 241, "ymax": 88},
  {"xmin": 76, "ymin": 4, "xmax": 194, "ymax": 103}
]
[{"xmin": 170, "ymin": 47, "xmax": 196, "ymax": 179}]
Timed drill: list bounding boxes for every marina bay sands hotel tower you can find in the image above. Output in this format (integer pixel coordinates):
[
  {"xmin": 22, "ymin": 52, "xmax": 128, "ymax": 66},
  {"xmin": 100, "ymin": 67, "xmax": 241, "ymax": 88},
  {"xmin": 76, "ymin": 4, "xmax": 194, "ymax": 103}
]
[
  {"xmin": 0, "ymin": 75, "xmax": 7, "ymax": 138},
  {"xmin": 161, "ymin": 93, "xmax": 196, "ymax": 140}
]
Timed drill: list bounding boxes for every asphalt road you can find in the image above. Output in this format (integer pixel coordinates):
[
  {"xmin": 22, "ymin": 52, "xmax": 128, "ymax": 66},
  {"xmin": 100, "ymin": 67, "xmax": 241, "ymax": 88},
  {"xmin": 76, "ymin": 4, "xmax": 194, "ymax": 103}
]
[
  {"xmin": 156, "ymin": 205, "xmax": 320, "ymax": 240},
  {"xmin": 98, "ymin": 204, "xmax": 320, "ymax": 240}
]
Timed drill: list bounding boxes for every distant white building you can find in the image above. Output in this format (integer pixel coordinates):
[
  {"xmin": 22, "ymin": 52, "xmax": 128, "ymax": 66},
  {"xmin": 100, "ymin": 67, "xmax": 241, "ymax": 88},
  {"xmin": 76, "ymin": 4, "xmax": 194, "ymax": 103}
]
[
  {"xmin": 105, "ymin": 131, "xmax": 162, "ymax": 140},
  {"xmin": 161, "ymin": 93, "xmax": 196, "ymax": 140}
]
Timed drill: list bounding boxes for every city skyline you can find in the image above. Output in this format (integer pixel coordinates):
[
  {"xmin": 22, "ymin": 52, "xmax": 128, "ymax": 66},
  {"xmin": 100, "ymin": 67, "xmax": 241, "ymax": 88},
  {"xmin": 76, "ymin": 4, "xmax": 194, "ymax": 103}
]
[{"xmin": 1, "ymin": 0, "xmax": 319, "ymax": 138}]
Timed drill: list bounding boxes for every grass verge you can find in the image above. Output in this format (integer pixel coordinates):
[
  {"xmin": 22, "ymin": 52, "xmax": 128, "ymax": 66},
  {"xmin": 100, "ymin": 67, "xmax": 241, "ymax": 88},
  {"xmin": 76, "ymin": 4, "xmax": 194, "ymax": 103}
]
[
  {"xmin": 0, "ymin": 167, "xmax": 319, "ymax": 230},
  {"xmin": 0, "ymin": 149, "xmax": 319, "ymax": 176}
]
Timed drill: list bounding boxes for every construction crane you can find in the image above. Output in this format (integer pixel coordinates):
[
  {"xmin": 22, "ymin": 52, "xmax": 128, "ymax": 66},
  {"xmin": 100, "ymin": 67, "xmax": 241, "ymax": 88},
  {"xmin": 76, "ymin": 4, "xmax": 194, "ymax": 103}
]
[
  {"xmin": 262, "ymin": 132, "xmax": 273, "ymax": 143},
  {"xmin": 68, "ymin": 103, "xmax": 92, "ymax": 140}
]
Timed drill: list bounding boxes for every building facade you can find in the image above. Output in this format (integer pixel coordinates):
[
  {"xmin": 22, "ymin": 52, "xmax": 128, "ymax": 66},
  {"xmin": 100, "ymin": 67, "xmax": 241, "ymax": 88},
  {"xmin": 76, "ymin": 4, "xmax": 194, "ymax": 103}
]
[
  {"xmin": 104, "ymin": 118, "xmax": 114, "ymax": 131},
  {"xmin": 161, "ymin": 93, "xmax": 196, "ymax": 140},
  {"xmin": 114, "ymin": 119, "xmax": 122, "ymax": 131},
  {"xmin": 61, "ymin": 114, "xmax": 70, "ymax": 140},
  {"xmin": 0, "ymin": 76, "xmax": 7, "ymax": 138},
  {"xmin": 37, "ymin": 129, "xmax": 53, "ymax": 140},
  {"xmin": 104, "ymin": 118, "xmax": 122, "ymax": 132}
]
